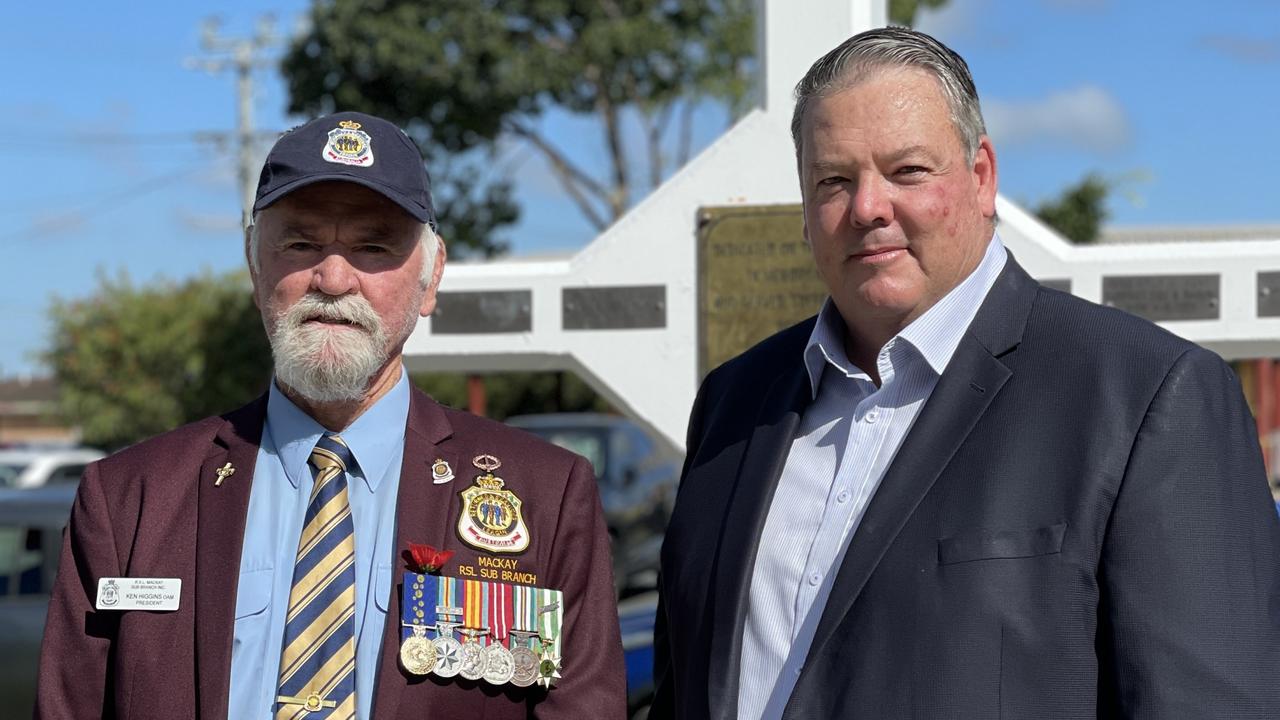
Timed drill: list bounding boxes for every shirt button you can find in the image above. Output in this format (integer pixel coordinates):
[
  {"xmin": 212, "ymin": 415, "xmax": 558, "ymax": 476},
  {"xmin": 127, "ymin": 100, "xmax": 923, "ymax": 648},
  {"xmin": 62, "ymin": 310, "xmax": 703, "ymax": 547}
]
[
  {"xmin": 836, "ymin": 489, "xmax": 851, "ymax": 504},
  {"xmin": 807, "ymin": 572, "xmax": 822, "ymax": 586},
  {"xmin": 865, "ymin": 410, "xmax": 880, "ymax": 423}
]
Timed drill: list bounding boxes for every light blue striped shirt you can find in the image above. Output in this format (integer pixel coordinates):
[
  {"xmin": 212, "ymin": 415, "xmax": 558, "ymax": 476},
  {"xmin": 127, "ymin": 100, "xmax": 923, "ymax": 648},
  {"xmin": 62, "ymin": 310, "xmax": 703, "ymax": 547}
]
[
  {"xmin": 736, "ymin": 234, "xmax": 1007, "ymax": 720},
  {"xmin": 228, "ymin": 370, "xmax": 409, "ymax": 720}
]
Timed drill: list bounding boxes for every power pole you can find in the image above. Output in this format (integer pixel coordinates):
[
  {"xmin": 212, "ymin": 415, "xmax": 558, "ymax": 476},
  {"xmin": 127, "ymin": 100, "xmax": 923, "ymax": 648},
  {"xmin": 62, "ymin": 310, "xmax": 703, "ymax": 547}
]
[{"xmin": 186, "ymin": 15, "xmax": 280, "ymax": 229}]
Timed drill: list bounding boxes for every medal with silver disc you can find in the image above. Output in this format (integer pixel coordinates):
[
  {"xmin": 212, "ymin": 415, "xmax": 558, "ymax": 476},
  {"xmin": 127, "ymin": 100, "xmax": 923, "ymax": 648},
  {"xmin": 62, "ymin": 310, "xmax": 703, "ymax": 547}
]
[
  {"xmin": 399, "ymin": 573, "xmax": 438, "ymax": 676},
  {"xmin": 458, "ymin": 579, "xmax": 488, "ymax": 681},
  {"xmin": 482, "ymin": 581, "xmax": 516, "ymax": 684},
  {"xmin": 510, "ymin": 584, "xmax": 540, "ymax": 687},
  {"xmin": 433, "ymin": 577, "xmax": 464, "ymax": 678}
]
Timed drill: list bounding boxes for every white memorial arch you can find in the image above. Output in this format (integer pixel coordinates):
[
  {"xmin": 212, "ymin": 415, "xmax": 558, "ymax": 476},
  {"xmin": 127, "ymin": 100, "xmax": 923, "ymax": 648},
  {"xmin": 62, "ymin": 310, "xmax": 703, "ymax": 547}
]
[{"xmin": 403, "ymin": 0, "xmax": 1280, "ymax": 452}]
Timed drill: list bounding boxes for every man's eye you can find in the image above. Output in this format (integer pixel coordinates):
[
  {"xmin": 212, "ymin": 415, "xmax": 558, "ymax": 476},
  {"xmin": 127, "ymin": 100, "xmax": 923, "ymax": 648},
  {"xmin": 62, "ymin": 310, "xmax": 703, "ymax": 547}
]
[
  {"xmin": 284, "ymin": 241, "xmax": 317, "ymax": 251},
  {"xmin": 896, "ymin": 165, "xmax": 928, "ymax": 176},
  {"xmin": 817, "ymin": 176, "xmax": 846, "ymax": 187},
  {"xmin": 358, "ymin": 245, "xmax": 390, "ymax": 254}
]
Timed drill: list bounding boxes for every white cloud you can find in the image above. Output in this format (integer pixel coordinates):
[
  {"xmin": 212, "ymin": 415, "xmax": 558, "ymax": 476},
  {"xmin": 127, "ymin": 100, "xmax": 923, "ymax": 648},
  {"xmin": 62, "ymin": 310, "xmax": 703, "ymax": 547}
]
[
  {"xmin": 1199, "ymin": 34, "xmax": 1280, "ymax": 64},
  {"xmin": 984, "ymin": 85, "xmax": 1130, "ymax": 152}
]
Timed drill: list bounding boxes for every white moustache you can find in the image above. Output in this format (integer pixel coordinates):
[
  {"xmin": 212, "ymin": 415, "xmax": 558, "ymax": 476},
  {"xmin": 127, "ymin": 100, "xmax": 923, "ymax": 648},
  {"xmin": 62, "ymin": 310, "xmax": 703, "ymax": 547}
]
[{"xmin": 280, "ymin": 293, "xmax": 381, "ymax": 334}]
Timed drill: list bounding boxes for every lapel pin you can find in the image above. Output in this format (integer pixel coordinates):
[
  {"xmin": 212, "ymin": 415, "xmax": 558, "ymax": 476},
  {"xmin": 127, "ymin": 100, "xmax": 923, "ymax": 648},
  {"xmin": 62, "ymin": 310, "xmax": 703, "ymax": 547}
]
[
  {"xmin": 214, "ymin": 462, "xmax": 236, "ymax": 487},
  {"xmin": 431, "ymin": 458, "xmax": 455, "ymax": 484}
]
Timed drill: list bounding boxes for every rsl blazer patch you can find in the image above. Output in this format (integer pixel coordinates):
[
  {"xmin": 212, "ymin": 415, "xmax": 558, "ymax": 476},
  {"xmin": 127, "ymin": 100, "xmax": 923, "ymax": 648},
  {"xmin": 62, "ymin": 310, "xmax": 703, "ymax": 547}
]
[{"xmin": 457, "ymin": 455, "xmax": 530, "ymax": 554}]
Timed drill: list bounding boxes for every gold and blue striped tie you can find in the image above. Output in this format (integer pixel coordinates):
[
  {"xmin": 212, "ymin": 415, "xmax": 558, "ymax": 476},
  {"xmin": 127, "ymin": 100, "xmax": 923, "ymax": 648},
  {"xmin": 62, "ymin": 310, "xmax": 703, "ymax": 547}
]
[{"xmin": 276, "ymin": 433, "xmax": 357, "ymax": 719}]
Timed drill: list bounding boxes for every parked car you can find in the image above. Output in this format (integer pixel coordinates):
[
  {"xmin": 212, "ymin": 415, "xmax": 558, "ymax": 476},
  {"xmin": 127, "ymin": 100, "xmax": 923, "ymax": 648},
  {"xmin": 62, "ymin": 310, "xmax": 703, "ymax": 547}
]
[
  {"xmin": 618, "ymin": 590, "xmax": 658, "ymax": 718},
  {"xmin": 0, "ymin": 447, "xmax": 103, "ymax": 489},
  {"xmin": 505, "ymin": 413, "xmax": 681, "ymax": 595},
  {"xmin": 0, "ymin": 484, "xmax": 78, "ymax": 717}
]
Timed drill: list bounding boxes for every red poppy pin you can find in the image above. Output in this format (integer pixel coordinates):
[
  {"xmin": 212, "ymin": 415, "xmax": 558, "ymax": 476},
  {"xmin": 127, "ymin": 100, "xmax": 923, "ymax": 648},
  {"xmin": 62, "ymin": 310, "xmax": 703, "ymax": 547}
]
[{"xmin": 404, "ymin": 542, "xmax": 454, "ymax": 574}]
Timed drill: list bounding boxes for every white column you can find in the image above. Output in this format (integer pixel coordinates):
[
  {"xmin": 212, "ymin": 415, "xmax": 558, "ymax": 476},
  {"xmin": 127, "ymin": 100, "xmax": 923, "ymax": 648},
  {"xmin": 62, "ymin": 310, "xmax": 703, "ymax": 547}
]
[{"xmin": 758, "ymin": 0, "xmax": 889, "ymax": 117}]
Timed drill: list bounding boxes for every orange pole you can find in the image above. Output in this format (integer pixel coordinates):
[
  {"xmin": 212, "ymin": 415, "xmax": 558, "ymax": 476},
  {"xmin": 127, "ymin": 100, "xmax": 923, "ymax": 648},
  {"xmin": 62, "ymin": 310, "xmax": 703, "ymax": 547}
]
[{"xmin": 467, "ymin": 375, "xmax": 487, "ymax": 417}]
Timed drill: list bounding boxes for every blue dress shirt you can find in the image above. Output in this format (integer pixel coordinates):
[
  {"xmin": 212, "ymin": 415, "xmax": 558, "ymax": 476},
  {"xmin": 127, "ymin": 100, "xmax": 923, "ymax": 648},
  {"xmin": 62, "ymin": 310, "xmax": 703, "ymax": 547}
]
[
  {"xmin": 228, "ymin": 370, "xmax": 409, "ymax": 720},
  {"xmin": 736, "ymin": 235, "xmax": 1008, "ymax": 720}
]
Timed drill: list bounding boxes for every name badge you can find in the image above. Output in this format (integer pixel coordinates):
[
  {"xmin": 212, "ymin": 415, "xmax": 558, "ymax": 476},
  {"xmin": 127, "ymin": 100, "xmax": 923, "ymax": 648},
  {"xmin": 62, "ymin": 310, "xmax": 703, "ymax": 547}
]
[{"xmin": 95, "ymin": 577, "xmax": 181, "ymax": 611}]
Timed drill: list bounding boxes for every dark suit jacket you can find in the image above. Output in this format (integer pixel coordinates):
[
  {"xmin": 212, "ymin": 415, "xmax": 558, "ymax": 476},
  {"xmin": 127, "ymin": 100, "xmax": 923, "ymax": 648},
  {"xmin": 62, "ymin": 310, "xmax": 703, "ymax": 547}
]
[
  {"xmin": 653, "ymin": 259, "xmax": 1280, "ymax": 719},
  {"xmin": 36, "ymin": 387, "xmax": 626, "ymax": 719}
]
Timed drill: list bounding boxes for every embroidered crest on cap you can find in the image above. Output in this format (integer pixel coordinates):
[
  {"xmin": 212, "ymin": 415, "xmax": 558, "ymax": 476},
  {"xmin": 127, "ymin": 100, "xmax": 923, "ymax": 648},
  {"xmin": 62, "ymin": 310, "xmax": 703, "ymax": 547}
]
[{"xmin": 322, "ymin": 120, "xmax": 375, "ymax": 167}]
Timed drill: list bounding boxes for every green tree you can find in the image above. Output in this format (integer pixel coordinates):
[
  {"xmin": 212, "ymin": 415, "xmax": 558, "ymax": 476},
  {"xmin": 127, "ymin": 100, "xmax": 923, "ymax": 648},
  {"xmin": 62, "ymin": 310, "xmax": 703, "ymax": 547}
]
[
  {"xmin": 1034, "ymin": 174, "xmax": 1110, "ymax": 245},
  {"xmin": 46, "ymin": 271, "xmax": 271, "ymax": 450},
  {"xmin": 283, "ymin": 0, "xmax": 755, "ymax": 236},
  {"xmin": 891, "ymin": 0, "xmax": 950, "ymax": 26}
]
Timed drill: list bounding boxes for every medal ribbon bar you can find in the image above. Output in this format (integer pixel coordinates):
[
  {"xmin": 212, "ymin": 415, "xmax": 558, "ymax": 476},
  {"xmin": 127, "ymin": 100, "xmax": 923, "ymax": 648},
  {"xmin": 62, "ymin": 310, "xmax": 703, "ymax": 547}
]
[{"xmin": 401, "ymin": 573, "xmax": 438, "ymax": 641}]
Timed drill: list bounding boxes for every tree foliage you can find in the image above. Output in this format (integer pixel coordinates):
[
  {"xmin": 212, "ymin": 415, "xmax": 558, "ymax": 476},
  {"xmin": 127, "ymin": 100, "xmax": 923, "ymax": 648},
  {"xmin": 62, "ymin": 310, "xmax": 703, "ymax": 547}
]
[
  {"xmin": 282, "ymin": 0, "xmax": 944, "ymax": 243},
  {"xmin": 282, "ymin": 0, "xmax": 754, "ymax": 236},
  {"xmin": 1034, "ymin": 174, "xmax": 1110, "ymax": 245},
  {"xmin": 890, "ymin": 0, "xmax": 950, "ymax": 26},
  {"xmin": 46, "ymin": 271, "xmax": 271, "ymax": 450}
]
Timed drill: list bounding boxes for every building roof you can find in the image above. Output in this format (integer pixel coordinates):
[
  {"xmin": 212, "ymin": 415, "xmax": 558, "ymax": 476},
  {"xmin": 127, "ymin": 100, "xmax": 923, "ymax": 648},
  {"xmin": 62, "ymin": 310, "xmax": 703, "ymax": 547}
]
[{"xmin": 1097, "ymin": 224, "xmax": 1280, "ymax": 245}]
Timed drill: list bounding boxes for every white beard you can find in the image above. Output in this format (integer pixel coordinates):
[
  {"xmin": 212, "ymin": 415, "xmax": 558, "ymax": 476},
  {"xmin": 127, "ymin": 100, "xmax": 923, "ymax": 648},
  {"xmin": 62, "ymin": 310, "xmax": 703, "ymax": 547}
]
[{"xmin": 269, "ymin": 293, "xmax": 389, "ymax": 403}]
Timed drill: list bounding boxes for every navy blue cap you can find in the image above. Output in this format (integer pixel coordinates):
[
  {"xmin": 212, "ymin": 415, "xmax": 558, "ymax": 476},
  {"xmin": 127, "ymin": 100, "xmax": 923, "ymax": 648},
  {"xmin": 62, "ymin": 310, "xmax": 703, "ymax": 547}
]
[{"xmin": 254, "ymin": 111, "xmax": 436, "ymax": 228}]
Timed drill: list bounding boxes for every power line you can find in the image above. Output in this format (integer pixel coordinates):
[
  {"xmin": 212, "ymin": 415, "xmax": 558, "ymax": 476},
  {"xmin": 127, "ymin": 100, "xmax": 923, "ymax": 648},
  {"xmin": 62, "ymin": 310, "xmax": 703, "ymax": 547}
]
[{"xmin": 0, "ymin": 164, "xmax": 208, "ymax": 242}]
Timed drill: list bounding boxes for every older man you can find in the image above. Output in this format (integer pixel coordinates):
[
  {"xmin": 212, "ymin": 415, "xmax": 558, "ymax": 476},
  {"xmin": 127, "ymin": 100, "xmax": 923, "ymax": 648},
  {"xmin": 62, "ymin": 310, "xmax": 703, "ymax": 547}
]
[
  {"xmin": 654, "ymin": 28, "xmax": 1280, "ymax": 719},
  {"xmin": 36, "ymin": 112, "xmax": 625, "ymax": 719}
]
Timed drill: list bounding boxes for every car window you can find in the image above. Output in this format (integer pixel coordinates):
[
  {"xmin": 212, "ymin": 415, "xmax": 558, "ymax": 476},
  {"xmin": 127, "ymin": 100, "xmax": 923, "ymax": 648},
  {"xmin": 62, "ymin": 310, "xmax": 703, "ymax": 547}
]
[
  {"xmin": 0, "ymin": 464, "xmax": 27, "ymax": 489},
  {"xmin": 46, "ymin": 464, "xmax": 86, "ymax": 485},
  {"xmin": 531, "ymin": 430, "xmax": 608, "ymax": 478},
  {"xmin": 0, "ymin": 525, "xmax": 59, "ymax": 599}
]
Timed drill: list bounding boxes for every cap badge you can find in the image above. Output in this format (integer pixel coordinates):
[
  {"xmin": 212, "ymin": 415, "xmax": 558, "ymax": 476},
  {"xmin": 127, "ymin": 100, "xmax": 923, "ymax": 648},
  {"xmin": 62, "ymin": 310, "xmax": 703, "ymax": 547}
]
[{"xmin": 322, "ymin": 119, "xmax": 375, "ymax": 167}]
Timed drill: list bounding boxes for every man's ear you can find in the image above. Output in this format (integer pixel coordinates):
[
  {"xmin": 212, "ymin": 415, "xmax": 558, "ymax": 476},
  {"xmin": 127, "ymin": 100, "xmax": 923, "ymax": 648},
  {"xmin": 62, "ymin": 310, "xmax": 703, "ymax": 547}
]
[
  {"xmin": 420, "ymin": 236, "xmax": 448, "ymax": 317},
  {"xmin": 245, "ymin": 224, "xmax": 262, "ymax": 310},
  {"xmin": 972, "ymin": 135, "xmax": 998, "ymax": 218}
]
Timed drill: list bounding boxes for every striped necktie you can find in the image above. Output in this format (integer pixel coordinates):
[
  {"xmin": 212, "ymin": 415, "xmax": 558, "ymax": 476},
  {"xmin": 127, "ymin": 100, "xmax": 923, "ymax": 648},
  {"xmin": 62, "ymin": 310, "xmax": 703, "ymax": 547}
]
[{"xmin": 276, "ymin": 433, "xmax": 358, "ymax": 719}]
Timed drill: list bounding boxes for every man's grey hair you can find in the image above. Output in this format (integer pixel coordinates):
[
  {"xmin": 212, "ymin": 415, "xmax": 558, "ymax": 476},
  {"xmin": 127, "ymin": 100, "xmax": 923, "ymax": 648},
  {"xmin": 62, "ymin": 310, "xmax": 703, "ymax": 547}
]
[
  {"xmin": 790, "ymin": 27, "xmax": 987, "ymax": 164},
  {"xmin": 246, "ymin": 215, "xmax": 441, "ymax": 287}
]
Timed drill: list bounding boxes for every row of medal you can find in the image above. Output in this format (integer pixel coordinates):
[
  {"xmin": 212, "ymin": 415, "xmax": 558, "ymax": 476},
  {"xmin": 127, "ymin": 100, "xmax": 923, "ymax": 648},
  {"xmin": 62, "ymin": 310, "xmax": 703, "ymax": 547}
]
[{"xmin": 400, "ymin": 574, "xmax": 564, "ymax": 689}]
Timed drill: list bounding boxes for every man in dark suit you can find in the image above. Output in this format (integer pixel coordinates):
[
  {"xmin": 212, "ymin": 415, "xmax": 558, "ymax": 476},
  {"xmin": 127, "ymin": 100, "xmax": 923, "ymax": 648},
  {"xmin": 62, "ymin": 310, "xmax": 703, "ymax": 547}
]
[
  {"xmin": 654, "ymin": 27, "xmax": 1280, "ymax": 719},
  {"xmin": 36, "ymin": 112, "xmax": 625, "ymax": 719}
]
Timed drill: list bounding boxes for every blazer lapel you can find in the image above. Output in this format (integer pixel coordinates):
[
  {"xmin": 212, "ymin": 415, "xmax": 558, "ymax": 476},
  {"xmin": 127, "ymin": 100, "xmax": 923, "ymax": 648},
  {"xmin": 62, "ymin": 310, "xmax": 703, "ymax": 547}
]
[
  {"xmin": 797, "ymin": 259, "xmax": 1039, "ymax": 676},
  {"xmin": 707, "ymin": 360, "xmax": 811, "ymax": 720},
  {"xmin": 371, "ymin": 389, "xmax": 454, "ymax": 720},
  {"xmin": 194, "ymin": 395, "xmax": 266, "ymax": 720}
]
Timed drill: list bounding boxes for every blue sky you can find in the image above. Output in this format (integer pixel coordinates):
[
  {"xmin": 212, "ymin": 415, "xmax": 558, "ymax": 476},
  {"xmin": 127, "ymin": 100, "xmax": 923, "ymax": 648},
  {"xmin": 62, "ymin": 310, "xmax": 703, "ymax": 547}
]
[{"xmin": 3, "ymin": 0, "xmax": 1278, "ymax": 377}]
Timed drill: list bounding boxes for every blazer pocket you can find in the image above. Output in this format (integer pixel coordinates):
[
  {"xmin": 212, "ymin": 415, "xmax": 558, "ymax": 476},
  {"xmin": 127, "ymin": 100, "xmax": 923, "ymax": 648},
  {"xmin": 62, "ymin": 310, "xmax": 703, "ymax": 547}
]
[{"xmin": 937, "ymin": 522, "xmax": 1067, "ymax": 565}]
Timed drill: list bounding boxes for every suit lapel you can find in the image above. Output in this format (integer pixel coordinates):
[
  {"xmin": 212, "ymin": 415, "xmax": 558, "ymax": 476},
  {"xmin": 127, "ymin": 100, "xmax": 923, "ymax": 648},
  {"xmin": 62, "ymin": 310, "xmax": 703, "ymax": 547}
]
[
  {"xmin": 796, "ymin": 259, "xmax": 1039, "ymax": 679},
  {"xmin": 194, "ymin": 395, "xmax": 266, "ymax": 720},
  {"xmin": 707, "ymin": 360, "xmax": 811, "ymax": 720},
  {"xmin": 371, "ymin": 389, "xmax": 454, "ymax": 720}
]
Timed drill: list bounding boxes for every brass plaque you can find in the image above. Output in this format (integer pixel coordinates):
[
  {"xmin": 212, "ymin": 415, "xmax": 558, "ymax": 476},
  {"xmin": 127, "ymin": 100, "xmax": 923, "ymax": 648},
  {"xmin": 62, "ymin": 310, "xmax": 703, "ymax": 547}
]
[{"xmin": 697, "ymin": 204, "xmax": 826, "ymax": 376}]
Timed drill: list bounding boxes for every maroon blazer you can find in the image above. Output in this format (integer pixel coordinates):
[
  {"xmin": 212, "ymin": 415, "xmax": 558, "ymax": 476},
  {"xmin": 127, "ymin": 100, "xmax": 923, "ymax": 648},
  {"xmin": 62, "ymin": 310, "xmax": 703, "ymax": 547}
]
[{"xmin": 35, "ymin": 388, "xmax": 626, "ymax": 719}]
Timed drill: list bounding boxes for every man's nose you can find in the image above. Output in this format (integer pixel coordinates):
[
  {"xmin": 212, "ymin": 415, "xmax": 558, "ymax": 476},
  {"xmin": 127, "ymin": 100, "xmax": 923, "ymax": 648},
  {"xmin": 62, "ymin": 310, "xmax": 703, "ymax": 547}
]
[
  {"xmin": 310, "ymin": 251, "xmax": 359, "ymax": 296},
  {"xmin": 850, "ymin": 175, "xmax": 893, "ymax": 228}
]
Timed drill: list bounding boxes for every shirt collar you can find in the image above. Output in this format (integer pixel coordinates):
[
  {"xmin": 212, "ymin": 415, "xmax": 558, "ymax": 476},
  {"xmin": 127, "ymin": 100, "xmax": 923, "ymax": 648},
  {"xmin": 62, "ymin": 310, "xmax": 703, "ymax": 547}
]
[
  {"xmin": 264, "ymin": 367, "xmax": 412, "ymax": 492},
  {"xmin": 803, "ymin": 232, "xmax": 1008, "ymax": 397}
]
